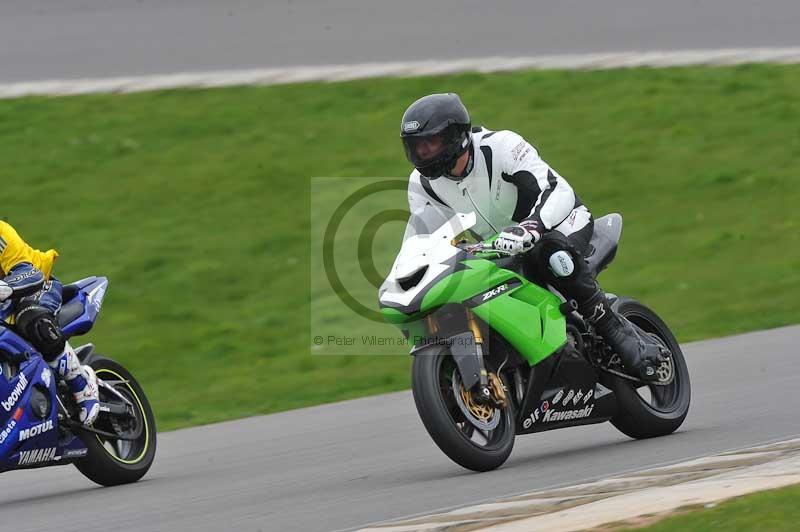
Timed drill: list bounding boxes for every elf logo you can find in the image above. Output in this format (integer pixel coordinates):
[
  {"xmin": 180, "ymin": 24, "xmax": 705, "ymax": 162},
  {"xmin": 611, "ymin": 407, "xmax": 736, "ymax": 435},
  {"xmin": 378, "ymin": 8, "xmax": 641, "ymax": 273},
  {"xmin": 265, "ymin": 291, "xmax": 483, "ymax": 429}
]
[
  {"xmin": 522, "ymin": 401, "xmax": 549, "ymax": 429},
  {"xmin": 2, "ymin": 373, "xmax": 28, "ymax": 411},
  {"xmin": 522, "ymin": 408, "xmax": 540, "ymax": 429},
  {"xmin": 19, "ymin": 419, "xmax": 54, "ymax": 442},
  {"xmin": 18, "ymin": 447, "xmax": 57, "ymax": 465}
]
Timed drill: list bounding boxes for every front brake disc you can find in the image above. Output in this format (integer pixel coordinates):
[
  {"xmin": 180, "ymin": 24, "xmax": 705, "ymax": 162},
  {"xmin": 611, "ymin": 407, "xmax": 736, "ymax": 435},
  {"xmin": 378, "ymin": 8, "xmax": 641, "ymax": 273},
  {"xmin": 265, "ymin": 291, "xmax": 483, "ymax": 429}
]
[{"xmin": 452, "ymin": 371, "xmax": 500, "ymax": 431}]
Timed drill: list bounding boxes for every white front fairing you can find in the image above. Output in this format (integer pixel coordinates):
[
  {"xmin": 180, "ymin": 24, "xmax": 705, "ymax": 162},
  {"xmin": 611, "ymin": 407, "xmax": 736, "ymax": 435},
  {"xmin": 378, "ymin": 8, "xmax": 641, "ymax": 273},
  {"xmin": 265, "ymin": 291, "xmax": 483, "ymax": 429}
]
[{"xmin": 379, "ymin": 213, "xmax": 476, "ymax": 309}]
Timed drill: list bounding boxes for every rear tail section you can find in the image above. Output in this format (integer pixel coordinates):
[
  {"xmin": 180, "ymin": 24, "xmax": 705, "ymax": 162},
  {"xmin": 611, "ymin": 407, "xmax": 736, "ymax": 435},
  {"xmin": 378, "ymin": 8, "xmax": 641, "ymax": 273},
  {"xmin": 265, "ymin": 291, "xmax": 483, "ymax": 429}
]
[{"xmin": 59, "ymin": 276, "xmax": 108, "ymax": 337}]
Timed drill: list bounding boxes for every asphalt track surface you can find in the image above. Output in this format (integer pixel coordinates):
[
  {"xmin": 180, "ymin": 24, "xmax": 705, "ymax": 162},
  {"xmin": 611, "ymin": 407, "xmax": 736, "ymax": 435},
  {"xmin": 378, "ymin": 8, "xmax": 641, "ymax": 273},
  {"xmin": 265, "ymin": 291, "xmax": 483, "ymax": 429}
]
[
  {"xmin": 1, "ymin": 325, "xmax": 799, "ymax": 532},
  {"xmin": 2, "ymin": 1, "xmax": 800, "ymax": 83}
]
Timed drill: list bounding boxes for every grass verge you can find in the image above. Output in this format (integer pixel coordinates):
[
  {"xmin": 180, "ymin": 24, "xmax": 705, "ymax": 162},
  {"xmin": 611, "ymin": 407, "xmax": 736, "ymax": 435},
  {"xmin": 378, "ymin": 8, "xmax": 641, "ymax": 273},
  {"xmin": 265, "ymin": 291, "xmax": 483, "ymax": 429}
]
[
  {"xmin": 1, "ymin": 64, "xmax": 798, "ymax": 429},
  {"xmin": 630, "ymin": 483, "xmax": 800, "ymax": 531}
]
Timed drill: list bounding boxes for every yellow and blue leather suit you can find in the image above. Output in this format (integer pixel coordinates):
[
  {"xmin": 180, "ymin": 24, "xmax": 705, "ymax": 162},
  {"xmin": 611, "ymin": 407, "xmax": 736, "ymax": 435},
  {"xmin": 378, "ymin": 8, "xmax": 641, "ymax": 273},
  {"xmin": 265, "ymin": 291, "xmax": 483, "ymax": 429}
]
[{"xmin": 0, "ymin": 221, "xmax": 64, "ymax": 358}]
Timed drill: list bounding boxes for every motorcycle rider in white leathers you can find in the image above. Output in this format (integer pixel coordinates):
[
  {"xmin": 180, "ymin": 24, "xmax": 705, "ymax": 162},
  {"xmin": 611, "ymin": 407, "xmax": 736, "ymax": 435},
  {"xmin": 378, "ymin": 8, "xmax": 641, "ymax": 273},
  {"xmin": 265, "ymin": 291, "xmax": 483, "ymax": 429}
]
[{"xmin": 400, "ymin": 93, "xmax": 665, "ymax": 381}]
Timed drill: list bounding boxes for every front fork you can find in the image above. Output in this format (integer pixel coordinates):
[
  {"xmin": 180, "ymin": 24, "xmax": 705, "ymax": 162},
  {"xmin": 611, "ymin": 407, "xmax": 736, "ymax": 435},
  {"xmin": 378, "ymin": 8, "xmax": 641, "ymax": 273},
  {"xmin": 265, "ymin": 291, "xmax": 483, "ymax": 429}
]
[
  {"xmin": 466, "ymin": 310, "xmax": 493, "ymax": 403},
  {"xmin": 433, "ymin": 309, "xmax": 504, "ymax": 407},
  {"xmin": 421, "ymin": 308, "xmax": 506, "ymax": 407}
]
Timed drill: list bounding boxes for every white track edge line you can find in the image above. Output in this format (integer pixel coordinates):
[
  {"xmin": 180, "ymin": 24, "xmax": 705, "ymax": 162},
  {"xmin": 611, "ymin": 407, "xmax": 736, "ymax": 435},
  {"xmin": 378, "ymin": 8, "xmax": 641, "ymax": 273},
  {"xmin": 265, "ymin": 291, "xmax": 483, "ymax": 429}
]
[{"xmin": 3, "ymin": 47, "xmax": 800, "ymax": 98}]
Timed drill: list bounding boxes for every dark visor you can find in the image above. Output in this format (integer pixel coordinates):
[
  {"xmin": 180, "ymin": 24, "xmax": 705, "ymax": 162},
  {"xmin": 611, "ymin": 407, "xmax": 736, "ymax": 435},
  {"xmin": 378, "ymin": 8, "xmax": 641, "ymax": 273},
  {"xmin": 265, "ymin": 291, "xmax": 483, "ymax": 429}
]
[{"xmin": 402, "ymin": 133, "xmax": 447, "ymax": 167}]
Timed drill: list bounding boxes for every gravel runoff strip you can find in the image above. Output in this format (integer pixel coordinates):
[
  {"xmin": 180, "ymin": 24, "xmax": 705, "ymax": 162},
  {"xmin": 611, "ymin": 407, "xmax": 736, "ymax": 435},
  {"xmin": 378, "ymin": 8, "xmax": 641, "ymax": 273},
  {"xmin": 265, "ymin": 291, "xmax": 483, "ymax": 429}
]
[
  {"xmin": 356, "ymin": 437, "xmax": 800, "ymax": 532},
  {"xmin": 3, "ymin": 47, "xmax": 800, "ymax": 99}
]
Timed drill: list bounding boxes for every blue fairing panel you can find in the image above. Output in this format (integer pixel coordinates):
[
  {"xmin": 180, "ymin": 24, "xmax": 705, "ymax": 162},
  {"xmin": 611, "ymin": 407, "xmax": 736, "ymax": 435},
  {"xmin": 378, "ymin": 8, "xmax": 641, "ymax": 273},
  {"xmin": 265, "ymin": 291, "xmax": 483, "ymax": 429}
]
[
  {"xmin": 0, "ymin": 343, "xmax": 88, "ymax": 469},
  {"xmin": 60, "ymin": 276, "xmax": 108, "ymax": 337}
]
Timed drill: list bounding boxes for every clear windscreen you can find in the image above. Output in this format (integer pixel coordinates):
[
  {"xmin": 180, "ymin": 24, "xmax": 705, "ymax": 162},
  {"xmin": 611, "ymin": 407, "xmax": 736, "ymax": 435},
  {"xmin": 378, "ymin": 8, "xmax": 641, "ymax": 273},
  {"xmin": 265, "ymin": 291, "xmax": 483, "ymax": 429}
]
[{"xmin": 403, "ymin": 211, "xmax": 477, "ymax": 242}]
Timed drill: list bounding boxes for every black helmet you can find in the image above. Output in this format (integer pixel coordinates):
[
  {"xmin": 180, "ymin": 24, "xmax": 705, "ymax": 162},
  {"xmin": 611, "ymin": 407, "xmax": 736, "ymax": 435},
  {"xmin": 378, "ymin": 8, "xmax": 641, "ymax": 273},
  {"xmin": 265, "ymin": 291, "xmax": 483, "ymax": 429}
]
[{"xmin": 400, "ymin": 93, "xmax": 471, "ymax": 178}]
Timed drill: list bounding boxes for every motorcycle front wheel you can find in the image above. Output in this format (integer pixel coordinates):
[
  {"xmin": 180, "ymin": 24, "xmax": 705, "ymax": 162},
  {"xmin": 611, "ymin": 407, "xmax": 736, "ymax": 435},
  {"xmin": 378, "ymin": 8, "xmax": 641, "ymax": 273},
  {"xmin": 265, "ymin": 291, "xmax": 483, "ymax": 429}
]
[{"xmin": 412, "ymin": 347, "xmax": 515, "ymax": 472}]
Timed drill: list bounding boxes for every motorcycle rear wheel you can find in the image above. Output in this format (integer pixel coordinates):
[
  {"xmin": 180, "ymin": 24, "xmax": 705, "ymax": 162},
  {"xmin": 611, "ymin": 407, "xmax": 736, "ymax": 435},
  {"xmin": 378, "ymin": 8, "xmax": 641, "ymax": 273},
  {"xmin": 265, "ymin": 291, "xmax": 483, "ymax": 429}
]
[
  {"xmin": 74, "ymin": 356, "xmax": 157, "ymax": 486},
  {"xmin": 609, "ymin": 298, "xmax": 691, "ymax": 439}
]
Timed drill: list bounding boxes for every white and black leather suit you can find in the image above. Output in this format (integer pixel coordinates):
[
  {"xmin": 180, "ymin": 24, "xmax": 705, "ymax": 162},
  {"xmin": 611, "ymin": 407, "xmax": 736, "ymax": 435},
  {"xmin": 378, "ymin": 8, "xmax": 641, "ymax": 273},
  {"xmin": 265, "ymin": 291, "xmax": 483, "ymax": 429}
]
[
  {"xmin": 404, "ymin": 127, "xmax": 597, "ymax": 300},
  {"xmin": 403, "ymin": 127, "xmax": 666, "ymax": 380}
]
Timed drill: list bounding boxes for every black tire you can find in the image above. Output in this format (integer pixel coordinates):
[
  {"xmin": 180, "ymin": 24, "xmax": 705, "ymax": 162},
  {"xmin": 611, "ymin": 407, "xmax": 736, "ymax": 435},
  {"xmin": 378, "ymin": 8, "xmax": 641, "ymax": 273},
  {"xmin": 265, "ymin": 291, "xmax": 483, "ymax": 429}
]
[
  {"xmin": 609, "ymin": 297, "xmax": 691, "ymax": 439},
  {"xmin": 73, "ymin": 356, "xmax": 157, "ymax": 486},
  {"xmin": 411, "ymin": 348, "xmax": 514, "ymax": 472}
]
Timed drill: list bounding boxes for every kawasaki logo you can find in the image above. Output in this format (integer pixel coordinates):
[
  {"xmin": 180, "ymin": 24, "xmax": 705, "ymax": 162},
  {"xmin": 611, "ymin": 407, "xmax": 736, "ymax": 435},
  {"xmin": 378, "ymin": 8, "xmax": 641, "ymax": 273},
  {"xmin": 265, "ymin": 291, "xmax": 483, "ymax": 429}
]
[
  {"xmin": 542, "ymin": 405, "xmax": 594, "ymax": 422},
  {"xmin": 18, "ymin": 447, "xmax": 57, "ymax": 465},
  {"xmin": 19, "ymin": 419, "xmax": 54, "ymax": 442},
  {"xmin": 2, "ymin": 373, "xmax": 28, "ymax": 411},
  {"xmin": 523, "ymin": 404, "xmax": 594, "ymax": 428}
]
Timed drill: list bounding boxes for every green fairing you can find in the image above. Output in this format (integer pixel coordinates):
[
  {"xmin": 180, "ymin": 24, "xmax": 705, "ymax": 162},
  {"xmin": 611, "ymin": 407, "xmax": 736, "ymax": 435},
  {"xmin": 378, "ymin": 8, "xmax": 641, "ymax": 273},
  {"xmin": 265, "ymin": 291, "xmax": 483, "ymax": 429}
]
[
  {"xmin": 382, "ymin": 258, "xmax": 566, "ymax": 365},
  {"xmin": 421, "ymin": 259, "xmax": 517, "ymax": 312},
  {"xmin": 472, "ymin": 281, "xmax": 567, "ymax": 365}
]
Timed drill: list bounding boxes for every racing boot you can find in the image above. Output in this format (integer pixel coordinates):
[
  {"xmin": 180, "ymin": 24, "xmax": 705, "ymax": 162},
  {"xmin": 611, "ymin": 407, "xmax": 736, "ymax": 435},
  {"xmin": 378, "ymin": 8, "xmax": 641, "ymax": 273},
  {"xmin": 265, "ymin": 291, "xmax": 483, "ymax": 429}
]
[
  {"xmin": 579, "ymin": 290, "xmax": 667, "ymax": 382},
  {"xmin": 49, "ymin": 343, "xmax": 100, "ymax": 425}
]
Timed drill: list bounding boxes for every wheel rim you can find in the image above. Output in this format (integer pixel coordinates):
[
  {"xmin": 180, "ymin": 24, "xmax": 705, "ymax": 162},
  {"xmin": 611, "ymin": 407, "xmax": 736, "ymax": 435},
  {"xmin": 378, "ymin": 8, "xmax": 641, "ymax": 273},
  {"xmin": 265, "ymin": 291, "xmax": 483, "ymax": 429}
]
[
  {"xmin": 93, "ymin": 368, "xmax": 151, "ymax": 464},
  {"xmin": 435, "ymin": 354, "xmax": 511, "ymax": 451},
  {"xmin": 624, "ymin": 313, "xmax": 685, "ymax": 414},
  {"xmin": 453, "ymin": 371, "xmax": 501, "ymax": 431}
]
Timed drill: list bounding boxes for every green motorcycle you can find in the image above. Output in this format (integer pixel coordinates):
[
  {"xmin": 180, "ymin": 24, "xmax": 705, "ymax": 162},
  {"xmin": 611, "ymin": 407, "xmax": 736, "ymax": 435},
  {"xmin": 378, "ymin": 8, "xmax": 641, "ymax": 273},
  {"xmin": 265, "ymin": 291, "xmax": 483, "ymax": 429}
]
[{"xmin": 379, "ymin": 212, "xmax": 690, "ymax": 471}]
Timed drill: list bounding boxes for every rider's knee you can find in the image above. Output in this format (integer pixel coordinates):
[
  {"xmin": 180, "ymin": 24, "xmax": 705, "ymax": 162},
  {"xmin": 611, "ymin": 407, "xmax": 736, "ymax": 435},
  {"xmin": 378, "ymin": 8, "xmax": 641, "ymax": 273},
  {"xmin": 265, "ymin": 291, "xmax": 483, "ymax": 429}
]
[
  {"xmin": 37, "ymin": 279, "xmax": 63, "ymax": 314},
  {"xmin": 15, "ymin": 305, "xmax": 66, "ymax": 361},
  {"xmin": 548, "ymin": 250, "xmax": 576, "ymax": 278},
  {"xmin": 535, "ymin": 232, "xmax": 584, "ymax": 281}
]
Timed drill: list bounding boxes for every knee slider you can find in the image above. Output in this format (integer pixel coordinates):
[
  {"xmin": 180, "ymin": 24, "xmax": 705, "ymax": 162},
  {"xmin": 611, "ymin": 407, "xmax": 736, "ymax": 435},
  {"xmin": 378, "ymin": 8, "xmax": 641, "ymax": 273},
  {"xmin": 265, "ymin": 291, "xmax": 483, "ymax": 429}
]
[
  {"xmin": 536, "ymin": 233, "xmax": 576, "ymax": 278},
  {"xmin": 548, "ymin": 250, "xmax": 576, "ymax": 278}
]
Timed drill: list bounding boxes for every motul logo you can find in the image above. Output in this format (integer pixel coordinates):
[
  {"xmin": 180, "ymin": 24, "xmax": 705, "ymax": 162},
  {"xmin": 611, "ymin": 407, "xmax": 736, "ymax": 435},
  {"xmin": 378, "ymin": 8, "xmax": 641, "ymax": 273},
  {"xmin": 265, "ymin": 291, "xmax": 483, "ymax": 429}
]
[{"xmin": 19, "ymin": 419, "xmax": 54, "ymax": 442}]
